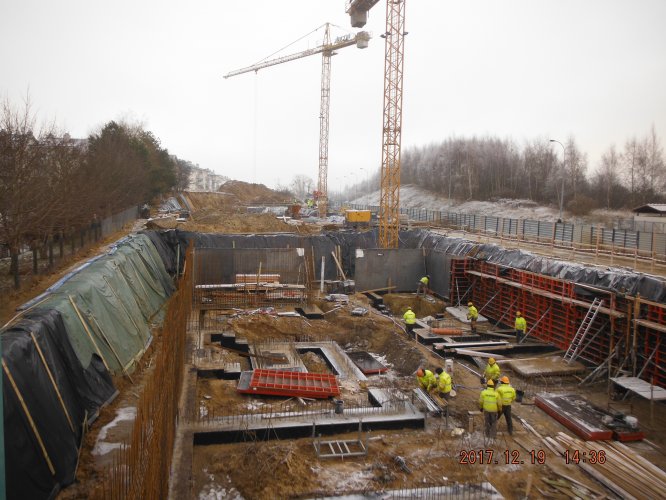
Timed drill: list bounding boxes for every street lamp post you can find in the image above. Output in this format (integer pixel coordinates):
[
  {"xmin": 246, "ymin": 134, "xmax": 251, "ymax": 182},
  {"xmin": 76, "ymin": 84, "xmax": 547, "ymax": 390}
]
[{"xmin": 549, "ymin": 139, "xmax": 566, "ymax": 222}]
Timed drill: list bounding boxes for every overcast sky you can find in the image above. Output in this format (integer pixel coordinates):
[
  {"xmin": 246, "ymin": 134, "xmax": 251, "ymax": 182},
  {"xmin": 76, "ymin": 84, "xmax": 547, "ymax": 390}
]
[{"xmin": 2, "ymin": 1, "xmax": 665, "ymax": 192}]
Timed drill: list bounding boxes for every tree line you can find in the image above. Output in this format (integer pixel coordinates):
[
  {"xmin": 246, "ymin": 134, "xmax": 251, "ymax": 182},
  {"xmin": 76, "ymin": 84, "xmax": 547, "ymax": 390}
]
[
  {"xmin": 366, "ymin": 127, "xmax": 665, "ymax": 214},
  {"xmin": 0, "ymin": 98, "xmax": 192, "ymax": 289}
]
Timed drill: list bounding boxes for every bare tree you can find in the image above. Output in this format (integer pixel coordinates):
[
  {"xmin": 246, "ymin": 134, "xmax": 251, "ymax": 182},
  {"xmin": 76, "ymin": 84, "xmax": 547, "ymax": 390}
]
[
  {"xmin": 597, "ymin": 145, "xmax": 621, "ymax": 209},
  {"xmin": 289, "ymin": 174, "xmax": 314, "ymax": 200},
  {"xmin": 645, "ymin": 124, "xmax": 665, "ymax": 200},
  {"xmin": 0, "ymin": 97, "xmax": 79, "ymax": 288}
]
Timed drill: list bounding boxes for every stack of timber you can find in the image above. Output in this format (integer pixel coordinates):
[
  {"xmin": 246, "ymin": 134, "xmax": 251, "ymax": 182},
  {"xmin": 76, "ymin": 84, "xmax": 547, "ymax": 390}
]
[{"xmin": 551, "ymin": 433, "xmax": 666, "ymax": 499}]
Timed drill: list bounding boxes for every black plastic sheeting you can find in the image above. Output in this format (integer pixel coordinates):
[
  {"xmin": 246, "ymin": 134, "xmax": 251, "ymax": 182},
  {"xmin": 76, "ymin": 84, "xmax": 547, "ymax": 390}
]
[
  {"xmin": 142, "ymin": 228, "xmax": 386, "ymax": 281},
  {"xmin": 416, "ymin": 232, "xmax": 666, "ymax": 303},
  {"xmin": 145, "ymin": 228, "xmax": 666, "ymax": 303},
  {"xmin": 2, "ymin": 309, "xmax": 116, "ymax": 499}
]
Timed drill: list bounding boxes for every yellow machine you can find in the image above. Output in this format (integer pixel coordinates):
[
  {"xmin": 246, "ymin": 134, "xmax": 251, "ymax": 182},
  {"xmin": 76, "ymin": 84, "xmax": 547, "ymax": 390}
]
[{"xmin": 344, "ymin": 210, "xmax": 371, "ymax": 228}]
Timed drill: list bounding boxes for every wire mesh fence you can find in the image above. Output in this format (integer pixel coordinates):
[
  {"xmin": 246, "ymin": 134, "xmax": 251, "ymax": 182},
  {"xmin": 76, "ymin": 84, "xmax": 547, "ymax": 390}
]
[{"xmin": 342, "ymin": 202, "xmax": 666, "ymax": 261}]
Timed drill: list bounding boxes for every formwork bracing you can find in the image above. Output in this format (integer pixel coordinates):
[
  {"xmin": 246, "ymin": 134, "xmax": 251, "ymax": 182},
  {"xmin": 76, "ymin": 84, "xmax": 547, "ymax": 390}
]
[{"xmin": 450, "ymin": 258, "xmax": 666, "ymax": 389}]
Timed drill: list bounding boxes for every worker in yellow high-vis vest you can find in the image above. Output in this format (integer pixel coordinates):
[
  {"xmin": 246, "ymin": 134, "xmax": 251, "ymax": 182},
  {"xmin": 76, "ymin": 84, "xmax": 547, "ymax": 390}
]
[
  {"xmin": 467, "ymin": 301, "xmax": 478, "ymax": 334},
  {"xmin": 479, "ymin": 379, "xmax": 502, "ymax": 439},
  {"xmin": 403, "ymin": 306, "xmax": 416, "ymax": 335},
  {"xmin": 515, "ymin": 311, "xmax": 527, "ymax": 343},
  {"xmin": 434, "ymin": 367, "xmax": 452, "ymax": 400},
  {"xmin": 496, "ymin": 376, "xmax": 517, "ymax": 435},
  {"xmin": 416, "ymin": 368, "xmax": 437, "ymax": 392}
]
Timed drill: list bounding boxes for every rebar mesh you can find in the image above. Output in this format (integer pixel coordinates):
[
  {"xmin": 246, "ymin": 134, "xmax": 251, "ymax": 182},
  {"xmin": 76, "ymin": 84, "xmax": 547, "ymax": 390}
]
[
  {"xmin": 95, "ymin": 245, "xmax": 193, "ymax": 499},
  {"xmin": 192, "ymin": 247, "xmax": 309, "ymax": 310}
]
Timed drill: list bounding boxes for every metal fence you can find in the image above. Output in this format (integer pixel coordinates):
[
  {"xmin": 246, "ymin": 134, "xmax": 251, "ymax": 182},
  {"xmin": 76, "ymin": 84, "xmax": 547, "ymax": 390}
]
[
  {"xmin": 100, "ymin": 205, "xmax": 139, "ymax": 237},
  {"xmin": 343, "ymin": 203, "xmax": 666, "ymax": 260}
]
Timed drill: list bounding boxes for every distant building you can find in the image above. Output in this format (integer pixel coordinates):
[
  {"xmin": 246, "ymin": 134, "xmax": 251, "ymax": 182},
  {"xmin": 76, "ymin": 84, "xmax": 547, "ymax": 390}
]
[
  {"xmin": 187, "ymin": 166, "xmax": 228, "ymax": 192},
  {"xmin": 632, "ymin": 204, "xmax": 666, "ymax": 232}
]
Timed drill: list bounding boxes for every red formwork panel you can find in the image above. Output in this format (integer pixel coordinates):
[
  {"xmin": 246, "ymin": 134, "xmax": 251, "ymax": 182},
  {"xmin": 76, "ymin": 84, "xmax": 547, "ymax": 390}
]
[
  {"xmin": 237, "ymin": 369, "xmax": 340, "ymax": 399},
  {"xmin": 535, "ymin": 394, "xmax": 613, "ymax": 441},
  {"xmin": 459, "ymin": 258, "xmax": 665, "ymax": 389}
]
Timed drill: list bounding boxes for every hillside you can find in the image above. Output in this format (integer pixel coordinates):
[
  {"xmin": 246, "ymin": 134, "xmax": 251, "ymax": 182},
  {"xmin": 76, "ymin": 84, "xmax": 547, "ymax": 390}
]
[{"xmin": 350, "ymin": 184, "xmax": 633, "ymax": 225}]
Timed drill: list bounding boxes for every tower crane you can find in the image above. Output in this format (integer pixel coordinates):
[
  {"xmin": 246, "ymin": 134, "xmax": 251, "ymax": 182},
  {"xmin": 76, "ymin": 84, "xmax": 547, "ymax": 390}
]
[
  {"xmin": 224, "ymin": 25, "xmax": 371, "ymax": 218},
  {"xmin": 346, "ymin": 0, "xmax": 406, "ymax": 248}
]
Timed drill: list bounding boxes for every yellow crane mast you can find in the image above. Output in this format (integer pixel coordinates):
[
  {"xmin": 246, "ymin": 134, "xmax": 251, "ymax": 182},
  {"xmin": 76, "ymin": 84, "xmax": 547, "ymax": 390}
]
[
  {"xmin": 347, "ymin": 0, "xmax": 406, "ymax": 248},
  {"xmin": 224, "ymin": 25, "xmax": 370, "ymax": 218}
]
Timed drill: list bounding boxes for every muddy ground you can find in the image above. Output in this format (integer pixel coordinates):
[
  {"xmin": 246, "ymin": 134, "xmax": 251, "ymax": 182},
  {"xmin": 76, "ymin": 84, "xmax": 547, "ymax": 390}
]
[
  {"xmin": 8, "ymin": 189, "xmax": 660, "ymax": 499},
  {"xmin": 50, "ymin": 287, "xmax": 666, "ymax": 499},
  {"xmin": 188, "ymin": 293, "xmax": 666, "ymax": 499}
]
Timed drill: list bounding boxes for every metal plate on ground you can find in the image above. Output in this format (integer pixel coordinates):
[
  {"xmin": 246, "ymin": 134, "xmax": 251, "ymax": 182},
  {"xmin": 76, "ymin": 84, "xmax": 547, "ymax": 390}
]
[{"xmin": 347, "ymin": 351, "xmax": 388, "ymax": 374}]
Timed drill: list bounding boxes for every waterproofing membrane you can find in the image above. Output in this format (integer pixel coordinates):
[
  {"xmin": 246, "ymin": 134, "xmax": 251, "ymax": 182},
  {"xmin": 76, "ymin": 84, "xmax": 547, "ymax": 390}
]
[
  {"xmin": 146, "ymin": 228, "xmax": 666, "ymax": 302},
  {"xmin": 142, "ymin": 228, "xmax": 385, "ymax": 281},
  {"xmin": 2, "ymin": 233, "xmax": 173, "ymax": 499},
  {"xmin": 2, "ymin": 309, "xmax": 116, "ymax": 499},
  {"xmin": 30, "ymin": 234, "xmax": 174, "ymax": 372},
  {"xmin": 417, "ymin": 232, "xmax": 666, "ymax": 303}
]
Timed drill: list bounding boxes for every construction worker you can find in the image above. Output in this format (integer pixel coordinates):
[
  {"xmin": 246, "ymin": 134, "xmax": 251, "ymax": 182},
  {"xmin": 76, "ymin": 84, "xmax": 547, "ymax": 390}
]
[
  {"xmin": 417, "ymin": 275, "xmax": 430, "ymax": 296},
  {"xmin": 479, "ymin": 379, "xmax": 502, "ymax": 439},
  {"xmin": 467, "ymin": 301, "xmax": 478, "ymax": 334},
  {"xmin": 483, "ymin": 357, "xmax": 500, "ymax": 387},
  {"xmin": 434, "ymin": 367, "xmax": 453, "ymax": 400},
  {"xmin": 496, "ymin": 376, "xmax": 517, "ymax": 435},
  {"xmin": 416, "ymin": 368, "xmax": 437, "ymax": 392},
  {"xmin": 515, "ymin": 311, "xmax": 527, "ymax": 343},
  {"xmin": 403, "ymin": 306, "xmax": 416, "ymax": 335}
]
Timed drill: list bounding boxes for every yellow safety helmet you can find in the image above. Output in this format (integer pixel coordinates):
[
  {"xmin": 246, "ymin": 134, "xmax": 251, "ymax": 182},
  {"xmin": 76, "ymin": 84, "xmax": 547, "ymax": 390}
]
[
  {"xmin": 516, "ymin": 311, "xmax": 522, "ymax": 316},
  {"xmin": 468, "ymin": 302, "xmax": 473, "ymax": 306},
  {"xmin": 407, "ymin": 306, "xmax": 412, "ymax": 310},
  {"xmin": 487, "ymin": 379, "xmax": 494, "ymax": 387},
  {"xmin": 488, "ymin": 358, "xmax": 496, "ymax": 365},
  {"xmin": 501, "ymin": 376, "xmax": 510, "ymax": 384}
]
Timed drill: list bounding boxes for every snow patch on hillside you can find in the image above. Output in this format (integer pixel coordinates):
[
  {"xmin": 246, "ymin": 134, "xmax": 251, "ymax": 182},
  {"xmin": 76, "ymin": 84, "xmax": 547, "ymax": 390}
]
[{"xmin": 349, "ymin": 184, "xmax": 633, "ymax": 224}]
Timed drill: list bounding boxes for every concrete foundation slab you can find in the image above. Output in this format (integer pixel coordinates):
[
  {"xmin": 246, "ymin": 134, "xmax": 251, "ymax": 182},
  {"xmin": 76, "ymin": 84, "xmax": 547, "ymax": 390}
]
[
  {"xmin": 507, "ymin": 356, "xmax": 585, "ymax": 377},
  {"xmin": 191, "ymin": 397, "xmax": 425, "ymax": 445},
  {"xmin": 445, "ymin": 305, "xmax": 488, "ymax": 323},
  {"xmin": 347, "ymin": 351, "xmax": 388, "ymax": 374}
]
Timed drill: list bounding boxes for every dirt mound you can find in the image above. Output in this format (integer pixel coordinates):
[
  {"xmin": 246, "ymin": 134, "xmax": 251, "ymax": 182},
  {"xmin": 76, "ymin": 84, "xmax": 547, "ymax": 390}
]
[
  {"xmin": 182, "ymin": 191, "xmax": 235, "ymax": 211},
  {"xmin": 382, "ymin": 293, "xmax": 445, "ymax": 319},
  {"xmin": 218, "ymin": 180, "xmax": 292, "ymax": 205},
  {"xmin": 182, "ymin": 182, "xmax": 291, "ymax": 212},
  {"xmin": 147, "ymin": 212, "xmax": 306, "ymax": 234}
]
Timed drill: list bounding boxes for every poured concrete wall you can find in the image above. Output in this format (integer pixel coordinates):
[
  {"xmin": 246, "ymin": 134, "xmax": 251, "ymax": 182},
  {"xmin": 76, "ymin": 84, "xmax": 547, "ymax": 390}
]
[
  {"xmin": 425, "ymin": 251, "xmax": 460, "ymax": 299},
  {"xmin": 194, "ymin": 248, "xmax": 305, "ymax": 285},
  {"xmin": 354, "ymin": 248, "xmax": 425, "ymax": 292}
]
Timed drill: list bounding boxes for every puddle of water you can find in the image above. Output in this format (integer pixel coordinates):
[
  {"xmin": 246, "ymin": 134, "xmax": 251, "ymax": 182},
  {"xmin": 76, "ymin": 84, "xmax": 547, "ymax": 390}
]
[{"xmin": 92, "ymin": 406, "xmax": 136, "ymax": 456}]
